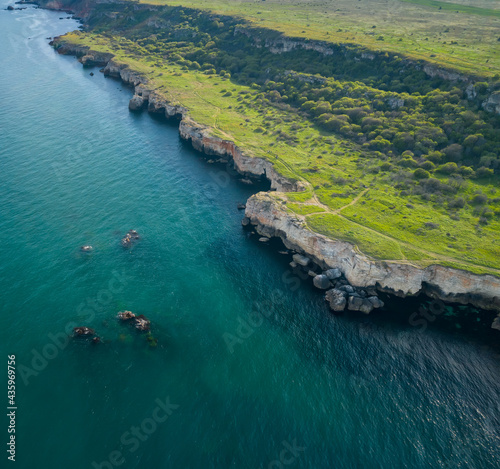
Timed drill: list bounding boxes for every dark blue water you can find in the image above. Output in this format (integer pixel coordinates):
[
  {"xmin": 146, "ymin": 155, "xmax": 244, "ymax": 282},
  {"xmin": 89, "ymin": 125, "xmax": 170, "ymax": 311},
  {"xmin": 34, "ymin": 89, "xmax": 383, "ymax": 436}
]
[{"xmin": 1, "ymin": 4, "xmax": 499, "ymax": 469}]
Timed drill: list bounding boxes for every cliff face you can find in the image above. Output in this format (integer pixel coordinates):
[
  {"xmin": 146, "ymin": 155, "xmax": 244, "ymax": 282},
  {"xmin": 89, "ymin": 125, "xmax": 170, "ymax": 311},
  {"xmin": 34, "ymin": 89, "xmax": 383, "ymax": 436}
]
[
  {"xmin": 245, "ymin": 192, "xmax": 500, "ymax": 312},
  {"xmin": 178, "ymin": 119, "xmax": 304, "ymax": 192}
]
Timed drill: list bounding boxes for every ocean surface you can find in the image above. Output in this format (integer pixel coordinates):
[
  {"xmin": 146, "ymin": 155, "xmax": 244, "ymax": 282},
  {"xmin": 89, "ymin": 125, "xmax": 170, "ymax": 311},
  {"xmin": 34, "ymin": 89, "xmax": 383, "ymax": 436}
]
[{"xmin": 1, "ymin": 4, "xmax": 499, "ymax": 468}]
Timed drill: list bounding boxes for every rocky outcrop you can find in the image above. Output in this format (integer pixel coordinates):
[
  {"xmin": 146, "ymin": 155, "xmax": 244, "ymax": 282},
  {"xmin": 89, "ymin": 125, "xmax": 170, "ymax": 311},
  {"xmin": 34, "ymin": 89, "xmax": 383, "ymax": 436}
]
[
  {"xmin": 422, "ymin": 64, "xmax": 468, "ymax": 83},
  {"xmin": 325, "ymin": 289, "xmax": 347, "ymax": 312},
  {"xmin": 483, "ymin": 92, "xmax": 500, "ymax": 115},
  {"xmin": 103, "ymin": 59, "xmax": 144, "ymax": 87},
  {"xmin": 245, "ymin": 192, "xmax": 500, "ymax": 312},
  {"xmin": 129, "ymin": 95, "xmax": 146, "ymax": 111}
]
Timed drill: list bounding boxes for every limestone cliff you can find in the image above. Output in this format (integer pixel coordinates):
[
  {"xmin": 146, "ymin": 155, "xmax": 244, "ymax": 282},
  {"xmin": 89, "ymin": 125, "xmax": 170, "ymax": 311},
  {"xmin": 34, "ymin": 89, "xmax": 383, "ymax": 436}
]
[{"xmin": 245, "ymin": 192, "xmax": 500, "ymax": 312}]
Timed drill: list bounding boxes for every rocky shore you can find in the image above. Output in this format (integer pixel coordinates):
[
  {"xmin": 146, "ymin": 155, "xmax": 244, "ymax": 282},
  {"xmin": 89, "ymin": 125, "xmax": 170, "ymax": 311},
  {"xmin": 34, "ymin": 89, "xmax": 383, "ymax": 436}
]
[
  {"xmin": 50, "ymin": 38, "xmax": 500, "ymax": 328},
  {"xmin": 244, "ymin": 192, "xmax": 500, "ymax": 315}
]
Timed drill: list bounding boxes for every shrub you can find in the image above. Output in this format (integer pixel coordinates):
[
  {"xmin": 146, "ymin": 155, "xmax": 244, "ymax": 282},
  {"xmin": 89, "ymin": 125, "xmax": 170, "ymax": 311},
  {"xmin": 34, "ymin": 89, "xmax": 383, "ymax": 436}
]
[
  {"xmin": 470, "ymin": 194, "xmax": 488, "ymax": 205},
  {"xmin": 436, "ymin": 162, "xmax": 459, "ymax": 174},
  {"xmin": 475, "ymin": 167, "xmax": 494, "ymax": 178},
  {"xmin": 448, "ymin": 197, "xmax": 465, "ymax": 209},
  {"xmin": 419, "ymin": 161, "xmax": 435, "ymax": 171},
  {"xmin": 442, "ymin": 144, "xmax": 463, "ymax": 162},
  {"xmin": 414, "ymin": 168, "xmax": 430, "ymax": 179},
  {"xmin": 459, "ymin": 166, "xmax": 475, "ymax": 178}
]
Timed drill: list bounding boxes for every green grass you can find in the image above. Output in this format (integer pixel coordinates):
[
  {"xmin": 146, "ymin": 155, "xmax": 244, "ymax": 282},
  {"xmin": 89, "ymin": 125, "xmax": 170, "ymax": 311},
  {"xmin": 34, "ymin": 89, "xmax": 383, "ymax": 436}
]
[
  {"xmin": 308, "ymin": 212, "xmax": 406, "ymax": 260},
  {"xmin": 287, "ymin": 203, "xmax": 325, "ymax": 216},
  {"xmin": 139, "ymin": 0, "xmax": 500, "ymax": 77},
  {"xmin": 56, "ymin": 29, "xmax": 500, "ymax": 277},
  {"xmin": 401, "ymin": 0, "xmax": 500, "ymax": 17}
]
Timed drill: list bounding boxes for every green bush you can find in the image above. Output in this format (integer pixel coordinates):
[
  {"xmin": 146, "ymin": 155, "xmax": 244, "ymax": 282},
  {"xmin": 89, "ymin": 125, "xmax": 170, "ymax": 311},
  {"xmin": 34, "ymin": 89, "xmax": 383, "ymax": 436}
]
[{"xmin": 414, "ymin": 168, "xmax": 430, "ymax": 179}]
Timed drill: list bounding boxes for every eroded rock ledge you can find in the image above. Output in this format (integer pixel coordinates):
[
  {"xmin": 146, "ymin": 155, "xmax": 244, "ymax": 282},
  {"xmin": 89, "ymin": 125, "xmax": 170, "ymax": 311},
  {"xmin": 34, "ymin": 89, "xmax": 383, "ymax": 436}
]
[{"xmin": 245, "ymin": 192, "xmax": 500, "ymax": 313}]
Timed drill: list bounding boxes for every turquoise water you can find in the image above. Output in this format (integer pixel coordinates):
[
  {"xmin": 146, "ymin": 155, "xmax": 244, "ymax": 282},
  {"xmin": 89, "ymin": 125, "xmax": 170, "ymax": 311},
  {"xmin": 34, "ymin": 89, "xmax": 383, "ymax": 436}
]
[{"xmin": 1, "ymin": 4, "xmax": 500, "ymax": 468}]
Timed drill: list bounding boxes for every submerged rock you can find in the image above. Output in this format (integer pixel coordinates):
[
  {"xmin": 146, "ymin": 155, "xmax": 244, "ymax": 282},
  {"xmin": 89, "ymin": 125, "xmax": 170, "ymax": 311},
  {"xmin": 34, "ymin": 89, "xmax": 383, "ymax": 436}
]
[
  {"xmin": 240, "ymin": 178, "xmax": 253, "ymax": 185},
  {"xmin": 313, "ymin": 274, "xmax": 332, "ymax": 290},
  {"xmin": 117, "ymin": 310, "xmax": 136, "ymax": 321},
  {"xmin": 241, "ymin": 216, "xmax": 250, "ymax": 227},
  {"xmin": 259, "ymin": 237, "xmax": 270, "ymax": 243},
  {"xmin": 73, "ymin": 326, "xmax": 95, "ymax": 336},
  {"xmin": 237, "ymin": 203, "xmax": 246, "ymax": 210},
  {"xmin": 325, "ymin": 289, "xmax": 347, "ymax": 312}
]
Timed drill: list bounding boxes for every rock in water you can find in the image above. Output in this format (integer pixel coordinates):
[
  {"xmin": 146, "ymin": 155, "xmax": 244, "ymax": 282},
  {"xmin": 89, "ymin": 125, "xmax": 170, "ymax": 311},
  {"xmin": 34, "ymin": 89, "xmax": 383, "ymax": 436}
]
[
  {"xmin": 313, "ymin": 274, "xmax": 332, "ymax": 290},
  {"xmin": 259, "ymin": 237, "xmax": 270, "ymax": 243},
  {"xmin": 325, "ymin": 289, "xmax": 347, "ymax": 312},
  {"xmin": 292, "ymin": 253, "xmax": 310, "ymax": 267},
  {"xmin": 491, "ymin": 314, "xmax": 500, "ymax": 331},
  {"xmin": 73, "ymin": 326, "xmax": 95, "ymax": 336},
  {"xmin": 368, "ymin": 296, "xmax": 384, "ymax": 309},
  {"xmin": 80, "ymin": 245, "xmax": 93, "ymax": 252},
  {"xmin": 324, "ymin": 268, "xmax": 342, "ymax": 280},
  {"xmin": 129, "ymin": 95, "xmax": 145, "ymax": 111},
  {"xmin": 339, "ymin": 284, "xmax": 355, "ymax": 294},
  {"xmin": 7, "ymin": 5, "xmax": 14, "ymax": 10},
  {"xmin": 117, "ymin": 310, "xmax": 136, "ymax": 320},
  {"xmin": 134, "ymin": 315, "xmax": 151, "ymax": 331},
  {"xmin": 121, "ymin": 229, "xmax": 140, "ymax": 248},
  {"xmin": 237, "ymin": 203, "xmax": 246, "ymax": 210},
  {"xmin": 128, "ymin": 229, "xmax": 139, "ymax": 239},
  {"xmin": 348, "ymin": 296, "xmax": 374, "ymax": 314},
  {"xmin": 241, "ymin": 217, "xmax": 250, "ymax": 227}
]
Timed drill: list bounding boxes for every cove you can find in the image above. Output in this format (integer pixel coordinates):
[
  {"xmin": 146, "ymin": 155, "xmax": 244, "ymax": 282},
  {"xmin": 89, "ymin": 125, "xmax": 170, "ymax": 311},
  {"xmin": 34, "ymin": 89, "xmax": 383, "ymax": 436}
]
[{"xmin": 1, "ymin": 3, "xmax": 500, "ymax": 468}]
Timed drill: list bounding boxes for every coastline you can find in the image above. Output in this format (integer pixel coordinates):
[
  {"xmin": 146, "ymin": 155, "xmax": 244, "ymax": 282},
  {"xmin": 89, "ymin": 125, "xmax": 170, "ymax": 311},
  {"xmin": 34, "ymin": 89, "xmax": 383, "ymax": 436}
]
[{"xmin": 50, "ymin": 38, "xmax": 500, "ymax": 325}]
